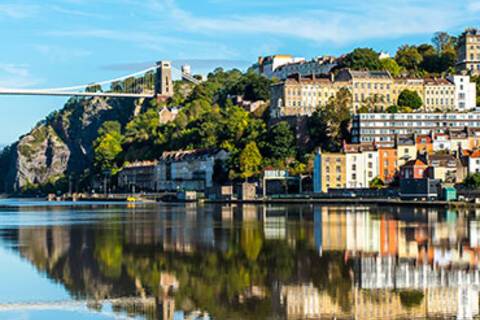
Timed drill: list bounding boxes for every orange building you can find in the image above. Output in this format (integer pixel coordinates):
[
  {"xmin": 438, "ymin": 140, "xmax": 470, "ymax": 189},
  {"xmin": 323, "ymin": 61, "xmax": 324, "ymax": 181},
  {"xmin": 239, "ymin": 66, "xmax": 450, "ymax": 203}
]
[
  {"xmin": 378, "ymin": 148, "xmax": 397, "ymax": 183},
  {"xmin": 416, "ymin": 135, "xmax": 433, "ymax": 154}
]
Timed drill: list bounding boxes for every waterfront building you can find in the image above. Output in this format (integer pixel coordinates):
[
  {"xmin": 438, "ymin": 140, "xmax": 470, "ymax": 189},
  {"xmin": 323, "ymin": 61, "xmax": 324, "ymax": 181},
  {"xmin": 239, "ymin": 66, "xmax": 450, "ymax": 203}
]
[
  {"xmin": 344, "ymin": 144, "xmax": 378, "ymax": 188},
  {"xmin": 427, "ymin": 154, "xmax": 466, "ymax": 183},
  {"xmin": 118, "ymin": 160, "xmax": 158, "ymax": 192},
  {"xmin": 313, "ymin": 151, "xmax": 347, "ymax": 193},
  {"xmin": 335, "ymin": 69, "xmax": 393, "ymax": 112},
  {"xmin": 352, "ymin": 112, "xmax": 480, "ymax": 146},
  {"xmin": 378, "ymin": 147, "xmax": 398, "ymax": 183},
  {"xmin": 456, "ymin": 28, "xmax": 480, "ymax": 75},
  {"xmin": 396, "ymin": 136, "xmax": 417, "ymax": 167},
  {"xmin": 468, "ymin": 149, "xmax": 480, "ymax": 174},
  {"xmin": 399, "ymin": 158, "xmax": 428, "ymax": 179},
  {"xmin": 269, "ymin": 74, "xmax": 342, "ymax": 118},
  {"xmin": 447, "ymin": 75, "xmax": 477, "ymax": 111},
  {"xmin": 155, "ymin": 149, "xmax": 229, "ymax": 192}
]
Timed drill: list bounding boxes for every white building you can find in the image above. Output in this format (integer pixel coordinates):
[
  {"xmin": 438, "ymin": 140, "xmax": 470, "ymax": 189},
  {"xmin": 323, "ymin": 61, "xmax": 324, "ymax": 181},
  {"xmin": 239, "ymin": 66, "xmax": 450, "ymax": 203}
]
[
  {"xmin": 447, "ymin": 75, "xmax": 477, "ymax": 111},
  {"xmin": 468, "ymin": 150, "xmax": 480, "ymax": 174},
  {"xmin": 432, "ymin": 133, "xmax": 451, "ymax": 152},
  {"xmin": 156, "ymin": 149, "xmax": 229, "ymax": 191},
  {"xmin": 253, "ymin": 55, "xmax": 304, "ymax": 79},
  {"xmin": 345, "ymin": 145, "xmax": 379, "ymax": 188},
  {"xmin": 272, "ymin": 56, "xmax": 337, "ymax": 80}
]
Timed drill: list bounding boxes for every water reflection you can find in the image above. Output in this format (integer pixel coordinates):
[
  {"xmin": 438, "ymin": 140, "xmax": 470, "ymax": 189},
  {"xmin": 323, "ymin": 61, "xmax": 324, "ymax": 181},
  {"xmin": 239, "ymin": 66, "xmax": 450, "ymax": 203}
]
[{"xmin": 1, "ymin": 203, "xmax": 480, "ymax": 319}]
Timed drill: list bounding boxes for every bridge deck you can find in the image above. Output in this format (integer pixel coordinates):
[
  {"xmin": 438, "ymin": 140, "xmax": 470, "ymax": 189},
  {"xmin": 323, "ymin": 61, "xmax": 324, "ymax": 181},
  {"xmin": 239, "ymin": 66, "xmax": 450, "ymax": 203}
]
[{"xmin": 0, "ymin": 89, "xmax": 154, "ymax": 98}]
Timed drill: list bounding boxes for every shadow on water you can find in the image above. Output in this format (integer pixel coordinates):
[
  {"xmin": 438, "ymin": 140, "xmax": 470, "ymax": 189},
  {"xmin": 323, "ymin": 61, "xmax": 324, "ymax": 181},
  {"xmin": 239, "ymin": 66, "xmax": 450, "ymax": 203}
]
[{"xmin": 0, "ymin": 202, "xmax": 479, "ymax": 319}]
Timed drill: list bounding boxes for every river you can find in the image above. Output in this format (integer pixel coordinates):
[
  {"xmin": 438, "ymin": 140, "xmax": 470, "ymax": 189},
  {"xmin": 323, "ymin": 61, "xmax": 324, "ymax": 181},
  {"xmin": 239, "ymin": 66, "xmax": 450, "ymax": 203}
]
[{"xmin": 0, "ymin": 199, "xmax": 479, "ymax": 319}]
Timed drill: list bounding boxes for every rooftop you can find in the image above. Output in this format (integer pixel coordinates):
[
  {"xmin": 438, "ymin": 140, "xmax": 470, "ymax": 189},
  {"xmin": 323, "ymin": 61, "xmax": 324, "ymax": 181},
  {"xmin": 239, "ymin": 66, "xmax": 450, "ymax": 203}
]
[{"xmin": 160, "ymin": 148, "xmax": 224, "ymax": 161}]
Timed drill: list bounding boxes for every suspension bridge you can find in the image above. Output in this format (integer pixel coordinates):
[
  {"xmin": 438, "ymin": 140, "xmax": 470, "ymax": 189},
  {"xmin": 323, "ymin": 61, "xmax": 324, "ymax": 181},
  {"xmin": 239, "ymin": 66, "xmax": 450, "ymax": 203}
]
[{"xmin": 0, "ymin": 61, "xmax": 200, "ymax": 98}]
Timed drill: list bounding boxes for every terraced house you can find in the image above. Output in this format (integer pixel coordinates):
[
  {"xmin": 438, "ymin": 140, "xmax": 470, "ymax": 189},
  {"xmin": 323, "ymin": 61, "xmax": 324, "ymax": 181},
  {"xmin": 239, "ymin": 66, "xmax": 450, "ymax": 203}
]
[
  {"xmin": 269, "ymin": 74, "xmax": 343, "ymax": 118},
  {"xmin": 335, "ymin": 69, "xmax": 393, "ymax": 112},
  {"xmin": 423, "ymin": 78, "xmax": 456, "ymax": 112}
]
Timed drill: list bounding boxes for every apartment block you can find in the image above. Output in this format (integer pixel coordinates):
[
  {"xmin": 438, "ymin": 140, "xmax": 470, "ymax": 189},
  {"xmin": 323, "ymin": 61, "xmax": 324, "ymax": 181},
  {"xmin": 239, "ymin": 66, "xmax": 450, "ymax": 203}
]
[
  {"xmin": 456, "ymin": 28, "xmax": 480, "ymax": 75},
  {"xmin": 352, "ymin": 112, "xmax": 480, "ymax": 146}
]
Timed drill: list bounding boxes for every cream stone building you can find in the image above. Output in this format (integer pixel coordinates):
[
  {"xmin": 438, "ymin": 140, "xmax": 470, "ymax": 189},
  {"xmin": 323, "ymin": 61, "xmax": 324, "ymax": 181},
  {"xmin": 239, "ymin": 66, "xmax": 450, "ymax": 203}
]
[
  {"xmin": 335, "ymin": 69, "xmax": 393, "ymax": 112},
  {"xmin": 423, "ymin": 78, "xmax": 456, "ymax": 112},
  {"xmin": 270, "ymin": 75, "xmax": 344, "ymax": 118}
]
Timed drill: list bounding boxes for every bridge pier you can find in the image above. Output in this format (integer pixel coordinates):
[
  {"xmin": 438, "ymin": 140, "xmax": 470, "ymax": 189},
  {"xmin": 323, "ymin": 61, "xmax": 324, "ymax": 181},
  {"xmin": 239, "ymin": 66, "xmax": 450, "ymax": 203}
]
[{"xmin": 155, "ymin": 61, "xmax": 174, "ymax": 99}]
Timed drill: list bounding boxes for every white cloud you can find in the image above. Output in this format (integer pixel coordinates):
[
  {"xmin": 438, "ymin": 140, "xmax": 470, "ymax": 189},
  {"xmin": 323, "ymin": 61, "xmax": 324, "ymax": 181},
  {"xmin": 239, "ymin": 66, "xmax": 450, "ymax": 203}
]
[
  {"xmin": 0, "ymin": 4, "xmax": 38, "ymax": 19},
  {"xmin": 147, "ymin": 0, "xmax": 475, "ymax": 45},
  {"xmin": 0, "ymin": 64, "xmax": 42, "ymax": 88},
  {"xmin": 33, "ymin": 45, "xmax": 92, "ymax": 62}
]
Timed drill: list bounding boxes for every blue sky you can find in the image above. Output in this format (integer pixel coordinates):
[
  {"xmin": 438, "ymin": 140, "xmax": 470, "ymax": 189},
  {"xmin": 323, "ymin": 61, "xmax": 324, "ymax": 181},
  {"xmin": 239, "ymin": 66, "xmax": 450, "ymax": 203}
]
[{"xmin": 0, "ymin": 0, "xmax": 480, "ymax": 145}]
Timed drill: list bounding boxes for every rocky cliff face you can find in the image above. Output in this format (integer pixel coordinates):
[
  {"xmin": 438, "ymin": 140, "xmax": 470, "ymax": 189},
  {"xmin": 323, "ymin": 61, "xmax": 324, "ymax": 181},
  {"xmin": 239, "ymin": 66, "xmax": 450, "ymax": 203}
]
[{"xmin": 0, "ymin": 96, "xmax": 138, "ymax": 193}]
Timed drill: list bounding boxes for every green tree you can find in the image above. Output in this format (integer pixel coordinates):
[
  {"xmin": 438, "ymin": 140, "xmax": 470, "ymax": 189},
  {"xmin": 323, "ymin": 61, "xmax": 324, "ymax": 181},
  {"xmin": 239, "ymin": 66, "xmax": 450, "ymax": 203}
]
[
  {"xmin": 380, "ymin": 58, "xmax": 403, "ymax": 77},
  {"xmin": 398, "ymin": 89, "xmax": 423, "ymax": 109},
  {"xmin": 369, "ymin": 177, "xmax": 385, "ymax": 189},
  {"xmin": 395, "ymin": 45, "xmax": 423, "ymax": 72},
  {"xmin": 342, "ymin": 48, "xmax": 382, "ymax": 70},
  {"xmin": 261, "ymin": 121, "xmax": 296, "ymax": 167},
  {"xmin": 124, "ymin": 109, "xmax": 162, "ymax": 144},
  {"xmin": 239, "ymin": 141, "xmax": 262, "ymax": 180},
  {"xmin": 432, "ymin": 31, "xmax": 456, "ymax": 54},
  {"xmin": 464, "ymin": 173, "xmax": 480, "ymax": 189},
  {"xmin": 386, "ymin": 105, "xmax": 399, "ymax": 113},
  {"xmin": 308, "ymin": 88, "xmax": 352, "ymax": 152},
  {"xmin": 93, "ymin": 121, "xmax": 123, "ymax": 173}
]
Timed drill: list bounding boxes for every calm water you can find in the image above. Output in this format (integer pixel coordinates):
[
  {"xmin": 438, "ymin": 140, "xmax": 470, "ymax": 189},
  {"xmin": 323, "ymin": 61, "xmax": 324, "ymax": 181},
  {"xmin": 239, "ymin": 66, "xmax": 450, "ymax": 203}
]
[{"xmin": 0, "ymin": 200, "xmax": 480, "ymax": 319}]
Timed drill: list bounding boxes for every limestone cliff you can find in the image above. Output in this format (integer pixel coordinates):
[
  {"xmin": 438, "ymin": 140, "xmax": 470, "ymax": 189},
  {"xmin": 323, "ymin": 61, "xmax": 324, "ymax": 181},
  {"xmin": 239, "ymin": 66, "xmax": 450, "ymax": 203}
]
[{"xmin": 0, "ymin": 96, "xmax": 138, "ymax": 193}]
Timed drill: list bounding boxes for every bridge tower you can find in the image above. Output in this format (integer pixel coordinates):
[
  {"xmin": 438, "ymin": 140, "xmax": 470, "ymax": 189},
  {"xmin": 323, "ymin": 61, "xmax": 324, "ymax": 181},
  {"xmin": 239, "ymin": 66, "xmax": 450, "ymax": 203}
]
[{"xmin": 155, "ymin": 61, "xmax": 174, "ymax": 98}]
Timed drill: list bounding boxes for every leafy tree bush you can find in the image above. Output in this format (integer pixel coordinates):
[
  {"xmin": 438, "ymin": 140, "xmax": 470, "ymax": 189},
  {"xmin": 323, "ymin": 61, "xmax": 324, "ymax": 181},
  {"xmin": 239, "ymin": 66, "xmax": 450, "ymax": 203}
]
[
  {"xmin": 464, "ymin": 173, "xmax": 480, "ymax": 189},
  {"xmin": 398, "ymin": 90, "xmax": 423, "ymax": 109},
  {"xmin": 342, "ymin": 48, "xmax": 382, "ymax": 70},
  {"xmin": 239, "ymin": 142, "xmax": 262, "ymax": 181},
  {"xmin": 93, "ymin": 121, "xmax": 123, "ymax": 173},
  {"xmin": 308, "ymin": 88, "xmax": 352, "ymax": 152}
]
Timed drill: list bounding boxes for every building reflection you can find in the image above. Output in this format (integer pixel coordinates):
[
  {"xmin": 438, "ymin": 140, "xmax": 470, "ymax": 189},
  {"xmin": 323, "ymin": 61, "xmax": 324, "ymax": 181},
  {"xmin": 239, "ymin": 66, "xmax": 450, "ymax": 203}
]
[{"xmin": 4, "ymin": 203, "xmax": 480, "ymax": 319}]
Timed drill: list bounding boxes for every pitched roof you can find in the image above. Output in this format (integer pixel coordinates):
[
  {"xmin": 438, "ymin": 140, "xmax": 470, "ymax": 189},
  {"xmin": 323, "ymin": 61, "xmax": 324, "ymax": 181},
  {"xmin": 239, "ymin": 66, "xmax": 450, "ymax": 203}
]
[
  {"xmin": 424, "ymin": 78, "xmax": 454, "ymax": 86},
  {"xmin": 470, "ymin": 150, "xmax": 480, "ymax": 158},
  {"xmin": 403, "ymin": 158, "xmax": 428, "ymax": 167},
  {"xmin": 160, "ymin": 148, "xmax": 224, "ymax": 161}
]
